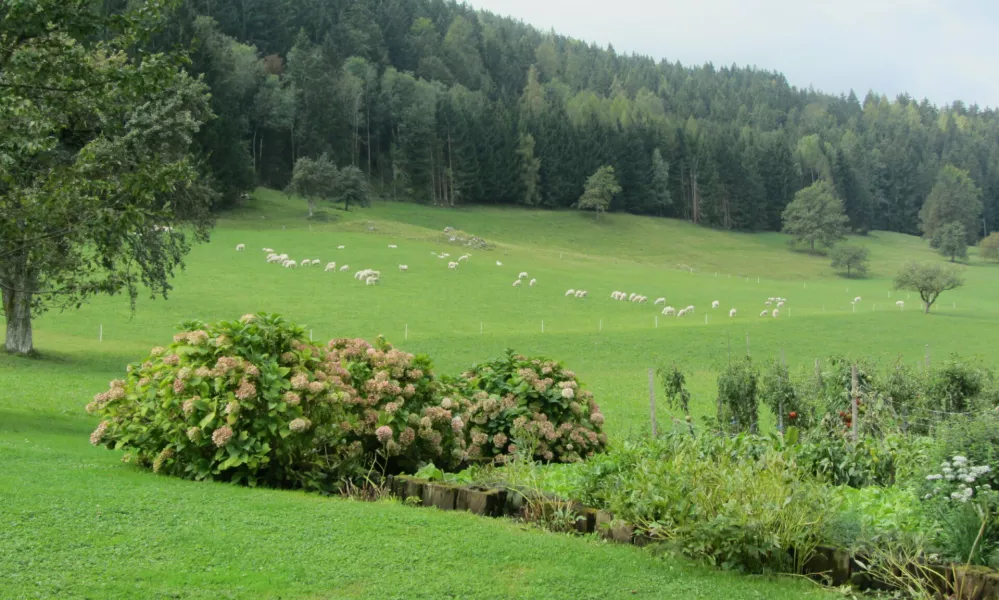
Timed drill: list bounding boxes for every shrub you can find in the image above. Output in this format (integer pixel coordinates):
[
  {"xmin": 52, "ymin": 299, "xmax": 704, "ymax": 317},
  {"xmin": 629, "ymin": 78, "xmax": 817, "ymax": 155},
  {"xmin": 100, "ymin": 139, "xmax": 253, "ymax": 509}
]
[
  {"xmin": 446, "ymin": 350, "xmax": 607, "ymax": 464},
  {"xmin": 87, "ymin": 314, "xmax": 341, "ymax": 490},
  {"xmin": 716, "ymin": 357, "xmax": 759, "ymax": 433},
  {"xmin": 795, "ymin": 430, "xmax": 897, "ymax": 488},
  {"xmin": 87, "ymin": 315, "xmax": 465, "ymax": 490},
  {"xmin": 323, "ymin": 336, "xmax": 467, "ymax": 474},
  {"xmin": 926, "ymin": 356, "xmax": 992, "ymax": 414},
  {"xmin": 576, "ymin": 433, "xmax": 833, "ymax": 573}
]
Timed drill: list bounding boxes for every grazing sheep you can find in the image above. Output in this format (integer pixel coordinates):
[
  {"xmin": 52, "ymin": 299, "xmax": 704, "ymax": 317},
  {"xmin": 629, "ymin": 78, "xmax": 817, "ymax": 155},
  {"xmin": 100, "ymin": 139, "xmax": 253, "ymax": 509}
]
[
  {"xmin": 340, "ymin": 265, "xmax": 349, "ymax": 272},
  {"xmin": 513, "ymin": 280, "xmax": 522, "ymax": 287},
  {"xmin": 496, "ymin": 261, "xmax": 503, "ymax": 266},
  {"xmin": 529, "ymin": 279, "xmax": 537, "ymax": 287},
  {"xmin": 283, "ymin": 260, "xmax": 297, "ymax": 268},
  {"xmin": 777, "ymin": 301, "xmax": 785, "ymax": 308},
  {"xmin": 677, "ymin": 308, "xmax": 688, "ymax": 317},
  {"xmin": 236, "ymin": 244, "xmax": 245, "ymax": 251},
  {"xmin": 638, "ymin": 296, "xmax": 648, "ymax": 304},
  {"xmin": 729, "ymin": 309, "xmax": 737, "ymax": 318},
  {"xmin": 711, "ymin": 301, "xmax": 720, "ymax": 309},
  {"xmin": 337, "ymin": 245, "xmax": 346, "ymax": 249},
  {"xmin": 760, "ymin": 310, "xmax": 769, "ymax": 317},
  {"xmin": 399, "ymin": 265, "xmax": 409, "ymax": 272},
  {"xmin": 388, "ymin": 244, "xmax": 398, "ymax": 249},
  {"xmin": 581, "ymin": 291, "xmax": 588, "ymax": 298},
  {"xmin": 325, "ymin": 262, "xmax": 337, "ymax": 272},
  {"xmin": 896, "ymin": 300, "xmax": 904, "ymax": 309},
  {"xmin": 459, "ymin": 255, "xmax": 470, "ymax": 262},
  {"xmin": 262, "ymin": 248, "xmax": 274, "ymax": 253},
  {"xmin": 772, "ymin": 309, "xmax": 780, "ymax": 318},
  {"xmin": 448, "ymin": 261, "xmax": 459, "ymax": 270},
  {"xmin": 565, "ymin": 289, "xmax": 575, "ymax": 297},
  {"xmin": 266, "ymin": 254, "xmax": 281, "ymax": 263},
  {"xmin": 854, "ymin": 296, "xmax": 862, "ymax": 303},
  {"xmin": 300, "ymin": 260, "xmax": 311, "ymax": 267},
  {"xmin": 278, "ymin": 254, "xmax": 289, "ymax": 261},
  {"xmin": 662, "ymin": 306, "xmax": 676, "ymax": 316},
  {"xmin": 628, "ymin": 293, "xmax": 637, "ymax": 301},
  {"xmin": 365, "ymin": 276, "xmax": 379, "ymax": 286},
  {"xmin": 765, "ymin": 300, "xmax": 773, "ymax": 306},
  {"xmin": 654, "ymin": 298, "xmax": 666, "ymax": 305},
  {"xmin": 685, "ymin": 305, "xmax": 695, "ymax": 313},
  {"xmin": 518, "ymin": 272, "xmax": 528, "ymax": 279}
]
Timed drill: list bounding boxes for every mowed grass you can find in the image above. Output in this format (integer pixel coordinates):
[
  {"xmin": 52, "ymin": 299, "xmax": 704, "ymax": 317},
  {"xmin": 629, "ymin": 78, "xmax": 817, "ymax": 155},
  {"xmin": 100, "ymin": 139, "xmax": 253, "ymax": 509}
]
[{"xmin": 3, "ymin": 188, "xmax": 997, "ymax": 598}]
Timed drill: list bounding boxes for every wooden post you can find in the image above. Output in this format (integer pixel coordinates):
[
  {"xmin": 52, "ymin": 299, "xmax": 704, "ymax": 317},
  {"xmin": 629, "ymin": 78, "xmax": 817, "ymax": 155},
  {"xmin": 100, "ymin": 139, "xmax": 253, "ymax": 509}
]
[
  {"xmin": 851, "ymin": 365, "xmax": 860, "ymax": 442},
  {"xmin": 648, "ymin": 368, "xmax": 658, "ymax": 438},
  {"xmin": 405, "ymin": 324, "xmax": 408, "ymax": 340},
  {"xmin": 924, "ymin": 344, "xmax": 930, "ymax": 368},
  {"xmin": 778, "ymin": 348, "xmax": 786, "ymax": 433},
  {"xmin": 541, "ymin": 320, "xmax": 544, "ymax": 333},
  {"xmin": 746, "ymin": 332, "xmax": 750, "ymax": 356},
  {"xmin": 99, "ymin": 325, "xmax": 103, "ymax": 342},
  {"xmin": 599, "ymin": 319, "xmax": 602, "ymax": 332}
]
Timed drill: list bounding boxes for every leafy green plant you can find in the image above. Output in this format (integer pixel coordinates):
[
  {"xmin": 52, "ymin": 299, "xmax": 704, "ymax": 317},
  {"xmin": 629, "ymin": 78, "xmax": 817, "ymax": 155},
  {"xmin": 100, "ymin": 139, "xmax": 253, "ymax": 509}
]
[
  {"xmin": 716, "ymin": 357, "xmax": 759, "ymax": 433},
  {"xmin": 794, "ymin": 431, "xmax": 896, "ymax": 488},
  {"xmin": 759, "ymin": 358, "xmax": 812, "ymax": 430},
  {"xmin": 88, "ymin": 315, "xmax": 464, "ymax": 489},
  {"xmin": 445, "ymin": 350, "xmax": 607, "ymax": 464}
]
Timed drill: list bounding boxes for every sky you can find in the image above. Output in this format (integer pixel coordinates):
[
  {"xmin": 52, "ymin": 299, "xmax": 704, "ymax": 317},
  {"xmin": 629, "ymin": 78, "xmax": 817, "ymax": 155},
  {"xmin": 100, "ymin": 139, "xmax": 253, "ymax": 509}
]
[{"xmin": 464, "ymin": 0, "xmax": 999, "ymax": 108}]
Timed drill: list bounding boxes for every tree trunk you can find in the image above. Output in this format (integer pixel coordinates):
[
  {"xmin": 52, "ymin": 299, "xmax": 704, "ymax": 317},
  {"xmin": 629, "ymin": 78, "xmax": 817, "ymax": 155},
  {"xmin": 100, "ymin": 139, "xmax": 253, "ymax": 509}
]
[{"xmin": 2, "ymin": 271, "xmax": 34, "ymax": 355}]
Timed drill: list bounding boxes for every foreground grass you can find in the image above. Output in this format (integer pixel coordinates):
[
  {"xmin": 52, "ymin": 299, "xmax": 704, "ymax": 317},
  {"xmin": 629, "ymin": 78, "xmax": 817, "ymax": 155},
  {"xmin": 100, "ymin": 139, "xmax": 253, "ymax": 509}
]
[
  {"xmin": 0, "ymin": 408, "xmax": 830, "ymax": 600},
  {"xmin": 4, "ymin": 189, "xmax": 996, "ymax": 598}
]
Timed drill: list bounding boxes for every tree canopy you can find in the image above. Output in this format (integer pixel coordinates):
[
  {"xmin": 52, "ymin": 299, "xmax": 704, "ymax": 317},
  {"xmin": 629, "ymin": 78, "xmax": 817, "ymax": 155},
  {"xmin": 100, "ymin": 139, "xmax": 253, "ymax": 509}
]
[
  {"xmin": 576, "ymin": 166, "xmax": 621, "ymax": 219},
  {"xmin": 0, "ymin": 0, "xmax": 215, "ymax": 355},
  {"xmin": 980, "ymin": 232, "xmax": 999, "ymax": 263},
  {"xmin": 829, "ymin": 245, "xmax": 870, "ymax": 277},
  {"xmin": 288, "ymin": 154, "xmax": 339, "ymax": 217},
  {"xmin": 932, "ymin": 222, "xmax": 969, "ymax": 262},
  {"xmin": 781, "ymin": 181, "xmax": 849, "ymax": 252},
  {"xmin": 920, "ymin": 166, "xmax": 983, "ymax": 244},
  {"xmin": 893, "ymin": 262, "xmax": 965, "ymax": 314}
]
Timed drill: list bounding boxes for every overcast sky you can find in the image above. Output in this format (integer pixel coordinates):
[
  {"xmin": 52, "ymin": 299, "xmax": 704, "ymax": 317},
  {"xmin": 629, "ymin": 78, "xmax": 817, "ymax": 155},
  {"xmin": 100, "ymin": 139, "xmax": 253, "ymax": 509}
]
[{"xmin": 464, "ymin": 0, "xmax": 999, "ymax": 108}]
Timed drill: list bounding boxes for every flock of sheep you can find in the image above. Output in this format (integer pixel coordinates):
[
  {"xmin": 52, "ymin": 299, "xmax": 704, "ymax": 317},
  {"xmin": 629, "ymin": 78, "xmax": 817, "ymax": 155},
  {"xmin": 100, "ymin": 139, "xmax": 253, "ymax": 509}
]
[{"xmin": 238, "ymin": 241, "xmax": 897, "ymax": 320}]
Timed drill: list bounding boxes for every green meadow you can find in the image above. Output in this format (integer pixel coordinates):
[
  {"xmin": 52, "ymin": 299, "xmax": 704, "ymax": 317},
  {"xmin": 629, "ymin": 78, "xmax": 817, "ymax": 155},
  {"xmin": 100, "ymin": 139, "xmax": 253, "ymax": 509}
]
[{"xmin": 4, "ymin": 188, "xmax": 998, "ymax": 598}]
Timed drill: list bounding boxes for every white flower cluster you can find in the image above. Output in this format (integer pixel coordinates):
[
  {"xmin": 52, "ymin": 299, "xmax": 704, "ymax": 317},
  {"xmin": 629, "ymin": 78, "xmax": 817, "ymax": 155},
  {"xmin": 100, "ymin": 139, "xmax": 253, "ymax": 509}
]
[{"xmin": 924, "ymin": 455, "xmax": 993, "ymax": 503}]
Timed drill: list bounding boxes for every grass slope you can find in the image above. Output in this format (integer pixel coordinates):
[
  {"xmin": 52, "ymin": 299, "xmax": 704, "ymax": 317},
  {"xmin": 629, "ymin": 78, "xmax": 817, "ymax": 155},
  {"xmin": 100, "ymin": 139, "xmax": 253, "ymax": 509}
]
[{"xmin": 4, "ymin": 188, "xmax": 996, "ymax": 598}]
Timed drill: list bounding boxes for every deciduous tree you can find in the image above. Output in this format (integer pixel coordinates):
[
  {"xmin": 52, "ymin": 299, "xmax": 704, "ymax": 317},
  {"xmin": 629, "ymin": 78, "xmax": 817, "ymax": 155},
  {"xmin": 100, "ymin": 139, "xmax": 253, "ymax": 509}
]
[
  {"xmin": 893, "ymin": 262, "xmax": 965, "ymax": 314},
  {"xmin": 920, "ymin": 165, "xmax": 983, "ymax": 244},
  {"xmin": 829, "ymin": 245, "xmax": 870, "ymax": 277},
  {"xmin": 0, "ymin": 0, "xmax": 215, "ymax": 356},
  {"xmin": 287, "ymin": 154, "xmax": 338, "ymax": 217},
  {"xmin": 575, "ymin": 166, "xmax": 621, "ymax": 219},
  {"xmin": 933, "ymin": 222, "xmax": 969, "ymax": 262},
  {"xmin": 979, "ymin": 232, "xmax": 999, "ymax": 263},
  {"xmin": 781, "ymin": 181, "xmax": 849, "ymax": 252}
]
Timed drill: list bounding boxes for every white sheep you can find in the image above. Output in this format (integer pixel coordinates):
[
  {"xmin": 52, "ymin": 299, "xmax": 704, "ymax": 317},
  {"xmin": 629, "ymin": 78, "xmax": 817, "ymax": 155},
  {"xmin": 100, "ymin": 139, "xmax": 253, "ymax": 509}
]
[
  {"xmin": 711, "ymin": 301, "xmax": 720, "ymax": 309},
  {"xmin": 262, "ymin": 248, "xmax": 274, "ymax": 253},
  {"xmin": 266, "ymin": 254, "xmax": 281, "ymax": 263},
  {"xmin": 565, "ymin": 289, "xmax": 575, "ymax": 297},
  {"xmin": 574, "ymin": 290, "xmax": 584, "ymax": 298},
  {"xmin": 896, "ymin": 300, "xmax": 904, "ymax": 309},
  {"xmin": 662, "ymin": 306, "xmax": 676, "ymax": 316},
  {"xmin": 518, "ymin": 272, "xmax": 528, "ymax": 279},
  {"xmin": 311, "ymin": 259, "xmax": 321, "ymax": 266},
  {"xmin": 365, "ymin": 276, "xmax": 379, "ymax": 286},
  {"xmin": 765, "ymin": 300, "xmax": 773, "ymax": 306},
  {"xmin": 638, "ymin": 296, "xmax": 648, "ymax": 304},
  {"xmin": 236, "ymin": 244, "xmax": 245, "ymax": 251},
  {"xmin": 300, "ymin": 260, "xmax": 311, "ymax": 267},
  {"xmin": 580, "ymin": 291, "xmax": 588, "ymax": 298},
  {"xmin": 677, "ymin": 308, "xmax": 688, "ymax": 317},
  {"xmin": 283, "ymin": 260, "xmax": 297, "ymax": 268},
  {"xmin": 777, "ymin": 301, "xmax": 785, "ymax": 308},
  {"xmin": 496, "ymin": 261, "xmax": 503, "ymax": 266},
  {"xmin": 340, "ymin": 265, "xmax": 349, "ymax": 272},
  {"xmin": 513, "ymin": 280, "xmax": 522, "ymax": 287},
  {"xmin": 628, "ymin": 293, "xmax": 637, "ymax": 302},
  {"xmin": 685, "ymin": 305, "xmax": 695, "ymax": 313},
  {"xmin": 459, "ymin": 254, "xmax": 470, "ymax": 262},
  {"xmin": 278, "ymin": 254, "xmax": 289, "ymax": 261},
  {"xmin": 772, "ymin": 309, "xmax": 780, "ymax": 318},
  {"xmin": 337, "ymin": 245, "xmax": 346, "ymax": 249},
  {"xmin": 325, "ymin": 262, "xmax": 337, "ymax": 272},
  {"xmin": 760, "ymin": 310, "xmax": 769, "ymax": 317},
  {"xmin": 854, "ymin": 296, "xmax": 862, "ymax": 303},
  {"xmin": 529, "ymin": 279, "xmax": 537, "ymax": 287},
  {"xmin": 399, "ymin": 265, "xmax": 409, "ymax": 272},
  {"xmin": 388, "ymin": 244, "xmax": 398, "ymax": 249},
  {"xmin": 654, "ymin": 298, "xmax": 666, "ymax": 305},
  {"xmin": 729, "ymin": 309, "xmax": 737, "ymax": 318},
  {"xmin": 448, "ymin": 261, "xmax": 459, "ymax": 270}
]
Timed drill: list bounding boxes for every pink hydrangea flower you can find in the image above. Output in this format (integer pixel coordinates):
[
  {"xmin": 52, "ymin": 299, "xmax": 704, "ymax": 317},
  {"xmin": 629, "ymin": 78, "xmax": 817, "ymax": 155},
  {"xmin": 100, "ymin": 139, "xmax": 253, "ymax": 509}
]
[
  {"xmin": 289, "ymin": 418, "xmax": 311, "ymax": 433},
  {"xmin": 89, "ymin": 421, "xmax": 109, "ymax": 446},
  {"xmin": 212, "ymin": 425, "xmax": 233, "ymax": 447},
  {"xmin": 376, "ymin": 426, "xmax": 394, "ymax": 443}
]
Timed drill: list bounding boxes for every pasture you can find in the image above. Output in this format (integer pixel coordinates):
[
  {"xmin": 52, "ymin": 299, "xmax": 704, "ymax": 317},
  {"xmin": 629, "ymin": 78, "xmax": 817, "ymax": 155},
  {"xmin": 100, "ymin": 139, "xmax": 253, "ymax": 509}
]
[{"xmin": 3, "ymin": 188, "xmax": 998, "ymax": 598}]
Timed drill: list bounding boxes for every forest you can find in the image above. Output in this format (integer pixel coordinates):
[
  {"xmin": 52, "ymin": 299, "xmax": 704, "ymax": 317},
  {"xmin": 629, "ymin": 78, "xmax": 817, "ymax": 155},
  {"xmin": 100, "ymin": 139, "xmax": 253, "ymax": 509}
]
[{"xmin": 149, "ymin": 0, "xmax": 999, "ymax": 236}]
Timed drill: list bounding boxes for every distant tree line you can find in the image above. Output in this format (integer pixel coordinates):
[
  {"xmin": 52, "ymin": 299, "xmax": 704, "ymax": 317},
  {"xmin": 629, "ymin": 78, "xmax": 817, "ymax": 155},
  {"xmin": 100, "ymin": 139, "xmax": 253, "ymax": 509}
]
[{"xmin": 136, "ymin": 0, "xmax": 999, "ymax": 238}]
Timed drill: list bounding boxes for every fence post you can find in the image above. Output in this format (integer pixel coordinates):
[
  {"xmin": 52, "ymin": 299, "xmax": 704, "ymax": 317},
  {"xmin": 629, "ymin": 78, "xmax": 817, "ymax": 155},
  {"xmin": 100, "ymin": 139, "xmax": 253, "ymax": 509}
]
[
  {"xmin": 405, "ymin": 324, "xmax": 408, "ymax": 340},
  {"xmin": 746, "ymin": 332, "xmax": 750, "ymax": 357},
  {"xmin": 648, "ymin": 368, "xmax": 658, "ymax": 438},
  {"xmin": 851, "ymin": 365, "xmax": 860, "ymax": 442},
  {"xmin": 99, "ymin": 325, "xmax": 103, "ymax": 342},
  {"xmin": 924, "ymin": 344, "xmax": 930, "ymax": 369},
  {"xmin": 778, "ymin": 348, "xmax": 786, "ymax": 433}
]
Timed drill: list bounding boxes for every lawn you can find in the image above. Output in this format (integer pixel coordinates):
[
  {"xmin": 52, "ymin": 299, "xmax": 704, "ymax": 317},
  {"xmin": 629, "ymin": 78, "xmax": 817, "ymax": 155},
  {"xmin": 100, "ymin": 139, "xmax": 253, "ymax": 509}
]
[{"xmin": 4, "ymin": 188, "xmax": 997, "ymax": 598}]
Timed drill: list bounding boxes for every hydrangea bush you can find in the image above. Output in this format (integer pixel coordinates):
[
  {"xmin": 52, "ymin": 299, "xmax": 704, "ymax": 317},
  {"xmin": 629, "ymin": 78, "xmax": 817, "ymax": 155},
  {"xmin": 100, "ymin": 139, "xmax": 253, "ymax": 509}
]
[
  {"xmin": 88, "ymin": 315, "xmax": 466, "ymax": 489},
  {"xmin": 446, "ymin": 350, "xmax": 606, "ymax": 464},
  {"xmin": 88, "ymin": 314, "xmax": 338, "ymax": 489}
]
